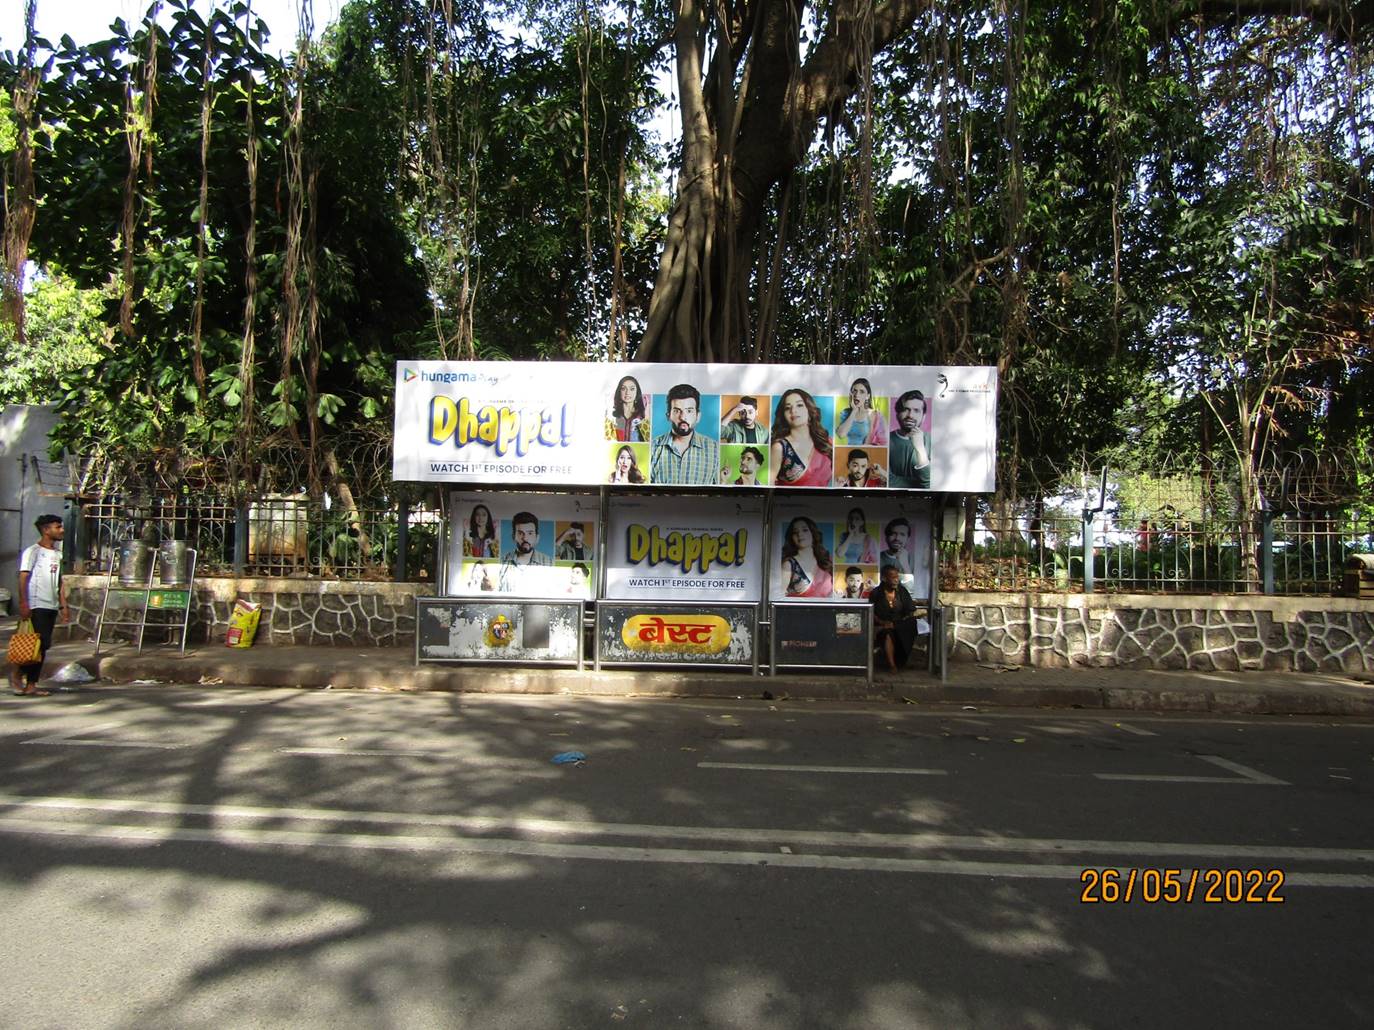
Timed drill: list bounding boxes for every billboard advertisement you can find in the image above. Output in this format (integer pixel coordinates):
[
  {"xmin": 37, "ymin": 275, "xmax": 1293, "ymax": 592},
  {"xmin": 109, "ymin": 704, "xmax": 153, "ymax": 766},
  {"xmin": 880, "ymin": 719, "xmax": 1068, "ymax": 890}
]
[
  {"xmin": 603, "ymin": 495, "xmax": 765, "ymax": 602},
  {"xmin": 770, "ymin": 496, "xmax": 933, "ymax": 601},
  {"xmin": 446, "ymin": 491, "xmax": 598, "ymax": 599},
  {"xmin": 394, "ymin": 361, "xmax": 997, "ymax": 493}
]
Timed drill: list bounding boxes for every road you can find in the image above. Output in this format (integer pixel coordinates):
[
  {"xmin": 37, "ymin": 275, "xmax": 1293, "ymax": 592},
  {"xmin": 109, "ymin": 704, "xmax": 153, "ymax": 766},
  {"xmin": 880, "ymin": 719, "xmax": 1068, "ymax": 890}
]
[{"xmin": 2, "ymin": 686, "xmax": 1372, "ymax": 1029}]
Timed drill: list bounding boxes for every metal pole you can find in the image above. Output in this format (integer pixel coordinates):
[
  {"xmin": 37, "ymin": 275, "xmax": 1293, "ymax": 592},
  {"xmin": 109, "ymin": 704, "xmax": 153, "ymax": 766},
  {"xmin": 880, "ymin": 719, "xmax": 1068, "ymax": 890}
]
[
  {"xmin": 394, "ymin": 496, "xmax": 410, "ymax": 582},
  {"xmin": 1082, "ymin": 513, "xmax": 1095, "ymax": 594},
  {"xmin": 233, "ymin": 503, "xmax": 249, "ymax": 575},
  {"xmin": 1261, "ymin": 512, "xmax": 1275, "ymax": 595}
]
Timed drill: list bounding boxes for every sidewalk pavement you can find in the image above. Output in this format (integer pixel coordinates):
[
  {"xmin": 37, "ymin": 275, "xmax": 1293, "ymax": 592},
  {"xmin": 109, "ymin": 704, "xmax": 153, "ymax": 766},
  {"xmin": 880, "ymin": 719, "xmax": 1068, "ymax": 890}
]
[{"xmin": 10, "ymin": 616, "xmax": 1374, "ymax": 716}]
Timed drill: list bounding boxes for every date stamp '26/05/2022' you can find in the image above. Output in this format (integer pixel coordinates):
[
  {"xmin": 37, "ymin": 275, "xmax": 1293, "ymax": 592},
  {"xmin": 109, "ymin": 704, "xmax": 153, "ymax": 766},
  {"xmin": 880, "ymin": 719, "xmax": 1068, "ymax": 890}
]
[{"xmin": 1079, "ymin": 868, "xmax": 1285, "ymax": 904}]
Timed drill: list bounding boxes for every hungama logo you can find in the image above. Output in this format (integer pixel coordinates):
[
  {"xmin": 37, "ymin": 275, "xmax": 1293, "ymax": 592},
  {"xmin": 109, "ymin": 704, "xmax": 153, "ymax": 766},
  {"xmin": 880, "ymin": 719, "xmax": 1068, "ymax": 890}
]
[{"xmin": 402, "ymin": 368, "xmax": 418, "ymax": 382}]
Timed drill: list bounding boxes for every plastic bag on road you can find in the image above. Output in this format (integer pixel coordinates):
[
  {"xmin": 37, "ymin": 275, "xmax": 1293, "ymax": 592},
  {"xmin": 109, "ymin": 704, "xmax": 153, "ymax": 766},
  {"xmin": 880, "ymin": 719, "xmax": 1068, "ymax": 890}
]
[{"xmin": 50, "ymin": 662, "xmax": 96, "ymax": 684}]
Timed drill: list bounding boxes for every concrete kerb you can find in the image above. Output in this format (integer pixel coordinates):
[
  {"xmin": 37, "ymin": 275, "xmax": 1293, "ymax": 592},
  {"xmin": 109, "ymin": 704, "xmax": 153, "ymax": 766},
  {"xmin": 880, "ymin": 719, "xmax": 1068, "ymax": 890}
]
[{"xmin": 80, "ymin": 645, "xmax": 1374, "ymax": 716}]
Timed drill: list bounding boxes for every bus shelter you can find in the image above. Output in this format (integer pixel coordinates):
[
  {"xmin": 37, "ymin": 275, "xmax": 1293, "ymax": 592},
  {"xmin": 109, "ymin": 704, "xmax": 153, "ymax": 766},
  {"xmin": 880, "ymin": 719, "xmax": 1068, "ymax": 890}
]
[{"xmin": 395, "ymin": 360, "xmax": 997, "ymax": 683}]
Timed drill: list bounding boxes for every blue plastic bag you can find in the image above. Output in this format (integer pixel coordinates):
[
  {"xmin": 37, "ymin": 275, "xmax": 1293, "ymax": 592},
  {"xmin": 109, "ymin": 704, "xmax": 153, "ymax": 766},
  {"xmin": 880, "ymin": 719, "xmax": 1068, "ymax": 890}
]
[{"xmin": 551, "ymin": 751, "xmax": 587, "ymax": 765}]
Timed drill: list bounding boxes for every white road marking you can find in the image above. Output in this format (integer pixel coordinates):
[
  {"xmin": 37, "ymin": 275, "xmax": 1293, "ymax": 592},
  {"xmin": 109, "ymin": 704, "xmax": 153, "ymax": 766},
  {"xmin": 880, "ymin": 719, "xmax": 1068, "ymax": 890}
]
[
  {"xmin": 277, "ymin": 747, "xmax": 541, "ymax": 769},
  {"xmin": 279, "ymin": 746, "xmax": 451, "ymax": 758},
  {"xmin": 698, "ymin": 762, "xmax": 947, "ymax": 776},
  {"xmin": 1195, "ymin": 755, "xmax": 1289, "ymax": 785},
  {"xmin": 3, "ymin": 794, "xmax": 1369, "ymax": 864},
  {"xmin": 1115, "ymin": 722, "xmax": 1158, "ymax": 736},
  {"xmin": 22, "ymin": 721, "xmax": 185, "ymax": 751},
  {"xmin": 0, "ymin": 815, "xmax": 1370, "ymax": 887},
  {"xmin": 1096, "ymin": 754, "xmax": 1289, "ymax": 786}
]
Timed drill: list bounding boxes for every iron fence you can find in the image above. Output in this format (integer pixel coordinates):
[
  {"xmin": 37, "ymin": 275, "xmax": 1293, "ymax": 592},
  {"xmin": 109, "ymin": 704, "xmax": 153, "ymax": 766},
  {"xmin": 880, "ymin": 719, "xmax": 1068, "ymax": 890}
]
[
  {"xmin": 940, "ymin": 512, "xmax": 1374, "ymax": 596},
  {"xmin": 72, "ymin": 494, "xmax": 444, "ymax": 582},
  {"xmin": 66, "ymin": 491, "xmax": 1373, "ymax": 596}
]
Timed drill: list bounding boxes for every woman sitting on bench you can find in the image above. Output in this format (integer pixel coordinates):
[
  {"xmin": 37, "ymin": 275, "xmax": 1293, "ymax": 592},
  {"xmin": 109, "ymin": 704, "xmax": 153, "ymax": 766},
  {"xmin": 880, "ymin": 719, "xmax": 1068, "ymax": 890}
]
[{"xmin": 871, "ymin": 563, "xmax": 919, "ymax": 671}]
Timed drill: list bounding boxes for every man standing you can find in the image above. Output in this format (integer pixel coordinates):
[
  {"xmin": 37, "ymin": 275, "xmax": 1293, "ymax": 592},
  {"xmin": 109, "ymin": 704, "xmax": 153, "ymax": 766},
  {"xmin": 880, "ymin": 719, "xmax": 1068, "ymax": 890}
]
[
  {"xmin": 12, "ymin": 514, "xmax": 68, "ymax": 697},
  {"xmin": 837, "ymin": 449, "xmax": 888, "ymax": 488},
  {"xmin": 888, "ymin": 390, "xmax": 932, "ymax": 489},
  {"xmin": 880, "ymin": 518, "xmax": 913, "ymax": 574},
  {"xmin": 720, "ymin": 396, "xmax": 767, "ymax": 444},
  {"xmin": 651, "ymin": 384, "xmax": 720, "ymax": 485}
]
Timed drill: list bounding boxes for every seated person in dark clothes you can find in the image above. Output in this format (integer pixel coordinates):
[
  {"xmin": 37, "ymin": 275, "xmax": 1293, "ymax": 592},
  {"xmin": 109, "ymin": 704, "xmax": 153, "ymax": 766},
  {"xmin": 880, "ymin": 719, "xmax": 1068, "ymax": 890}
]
[{"xmin": 870, "ymin": 562, "xmax": 920, "ymax": 671}]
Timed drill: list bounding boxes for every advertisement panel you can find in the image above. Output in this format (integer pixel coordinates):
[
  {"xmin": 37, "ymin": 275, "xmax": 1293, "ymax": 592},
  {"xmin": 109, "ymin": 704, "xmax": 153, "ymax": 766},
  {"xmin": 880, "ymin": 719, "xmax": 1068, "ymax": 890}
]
[
  {"xmin": 394, "ymin": 361, "xmax": 997, "ymax": 493},
  {"xmin": 596, "ymin": 602, "xmax": 757, "ymax": 668},
  {"xmin": 416, "ymin": 597, "xmax": 582, "ymax": 664},
  {"xmin": 447, "ymin": 491, "xmax": 598, "ymax": 599},
  {"xmin": 771, "ymin": 603, "xmax": 873, "ymax": 672},
  {"xmin": 604, "ymin": 495, "xmax": 765, "ymax": 602},
  {"xmin": 770, "ymin": 496, "xmax": 933, "ymax": 602}
]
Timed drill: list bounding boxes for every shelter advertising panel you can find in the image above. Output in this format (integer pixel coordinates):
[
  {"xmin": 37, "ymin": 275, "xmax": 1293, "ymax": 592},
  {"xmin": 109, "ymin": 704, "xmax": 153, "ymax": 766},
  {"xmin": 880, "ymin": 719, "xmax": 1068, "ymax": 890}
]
[
  {"xmin": 416, "ymin": 597, "xmax": 582, "ymax": 665},
  {"xmin": 604, "ymin": 495, "xmax": 765, "ymax": 602},
  {"xmin": 447, "ymin": 491, "xmax": 598, "ymax": 599},
  {"xmin": 596, "ymin": 601, "xmax": 757, "ymax": 668},
  {"xmin": 394, "ymin": 361, "xmax": 997, "ymax": 493},
  {"xmin": 771, "ymin": 603, "xmax": 873, "ymax": 673},
  {"xmin": 771, "ymin": 496, "xmax": 932, "ymax": 601}
]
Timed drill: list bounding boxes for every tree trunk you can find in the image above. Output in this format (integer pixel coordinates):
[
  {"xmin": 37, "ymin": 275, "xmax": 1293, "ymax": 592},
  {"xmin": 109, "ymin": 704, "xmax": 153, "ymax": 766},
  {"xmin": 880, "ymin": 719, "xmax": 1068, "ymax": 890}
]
[{"xmin": 639, "ymin": 0, "xmax": 928, "ymax": 363}]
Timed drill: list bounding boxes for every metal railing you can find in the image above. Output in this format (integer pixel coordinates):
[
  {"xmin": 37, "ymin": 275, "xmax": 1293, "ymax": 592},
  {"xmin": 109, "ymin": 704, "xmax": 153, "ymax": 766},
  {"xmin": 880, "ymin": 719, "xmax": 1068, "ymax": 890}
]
[
  {"xmin": 72, "ymin": 495, "xmax": 444, "ymax": 582},
  {"xmin": 940, "ymin": 513, "xmax": 1374, "ymax": 596}
]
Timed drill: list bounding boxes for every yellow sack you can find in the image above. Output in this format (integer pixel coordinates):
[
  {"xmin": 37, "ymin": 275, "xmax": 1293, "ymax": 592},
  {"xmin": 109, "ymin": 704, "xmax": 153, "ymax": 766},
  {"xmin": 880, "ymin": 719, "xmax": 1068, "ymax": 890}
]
[
  {"xmin": 225, "ymin": 600, "xmax": 262, "ymax": 648},
  {"xmin": 7, "ymin": 618, "xmax": 42, "ymax": 665}
]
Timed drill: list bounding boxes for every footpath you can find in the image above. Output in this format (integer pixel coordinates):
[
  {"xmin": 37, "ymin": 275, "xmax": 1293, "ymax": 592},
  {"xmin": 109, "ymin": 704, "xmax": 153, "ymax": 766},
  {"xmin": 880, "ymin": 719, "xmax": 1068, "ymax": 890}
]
[{"xmin": 10, "ymin": 615, "xmax": 1374, "ymax": 716}]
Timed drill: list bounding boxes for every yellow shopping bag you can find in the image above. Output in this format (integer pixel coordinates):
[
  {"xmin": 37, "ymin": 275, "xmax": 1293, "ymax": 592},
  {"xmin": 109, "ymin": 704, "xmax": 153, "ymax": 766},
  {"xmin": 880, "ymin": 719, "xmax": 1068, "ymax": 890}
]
[{"xmin": 7, "ymin": 618, "xmax": 42, "ymax": 665}]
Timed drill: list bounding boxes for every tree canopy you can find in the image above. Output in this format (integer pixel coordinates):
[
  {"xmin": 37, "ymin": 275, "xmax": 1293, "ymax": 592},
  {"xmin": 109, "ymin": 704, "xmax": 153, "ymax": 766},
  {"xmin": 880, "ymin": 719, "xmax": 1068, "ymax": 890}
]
[{"xmin": 2, "ymin": 0, "xmax": 1370, "ymax": 510}]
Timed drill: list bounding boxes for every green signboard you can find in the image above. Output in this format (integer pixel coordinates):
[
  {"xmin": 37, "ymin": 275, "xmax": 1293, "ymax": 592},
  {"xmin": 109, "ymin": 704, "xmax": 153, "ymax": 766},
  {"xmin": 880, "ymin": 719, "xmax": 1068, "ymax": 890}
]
[{"xmin": 108, "ymin": 589, "xmax": 190, "ymax": 610}]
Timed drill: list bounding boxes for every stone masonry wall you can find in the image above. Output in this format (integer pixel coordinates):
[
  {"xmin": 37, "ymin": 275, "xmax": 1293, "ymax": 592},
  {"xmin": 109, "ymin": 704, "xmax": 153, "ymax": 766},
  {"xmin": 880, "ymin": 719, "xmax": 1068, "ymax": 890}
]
[
  {"xmin": 59, "ymin": 578, "xmax": 1374, "ymax": 672},
  {"xmin": 942, "ymin": 592, "xmax": 1374, "ymax": 673},
  {"xmin": 62, "ymin": 576, "xmax": 422, "ymax": 647}
]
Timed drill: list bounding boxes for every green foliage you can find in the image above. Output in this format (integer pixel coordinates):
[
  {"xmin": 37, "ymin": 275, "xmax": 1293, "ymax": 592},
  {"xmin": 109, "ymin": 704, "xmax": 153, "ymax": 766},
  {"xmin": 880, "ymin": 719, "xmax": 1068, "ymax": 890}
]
[
  {"xmin": 0, "ymin": 271, "xmax": 108, "ymax": 404},
  {"xmin": 4, "ymin": 0, "xmax": 1369, "ymax": 517}
]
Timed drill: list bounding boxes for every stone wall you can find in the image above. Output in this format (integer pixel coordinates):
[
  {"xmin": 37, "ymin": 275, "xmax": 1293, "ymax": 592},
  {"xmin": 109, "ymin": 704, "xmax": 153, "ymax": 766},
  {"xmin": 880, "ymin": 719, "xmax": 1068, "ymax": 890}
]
[
  {"xmin": 63, "ymin": 576, "xmax": 422, "ymax": 647},
  {"xmin": 942, "ymin": 592, "xmax": 1374, "ymax": 673},
  {"xmin": 61, "ymin": 577, "xmax": 1374, "ymax": 673}
]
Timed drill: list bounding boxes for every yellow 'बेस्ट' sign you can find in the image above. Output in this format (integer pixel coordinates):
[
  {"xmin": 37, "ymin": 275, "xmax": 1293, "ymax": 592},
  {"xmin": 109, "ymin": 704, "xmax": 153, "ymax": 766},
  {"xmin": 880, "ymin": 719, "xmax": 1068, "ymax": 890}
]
[{"xmin": 621, "ymin": 614, "xmax": 732, "ymax": 654}]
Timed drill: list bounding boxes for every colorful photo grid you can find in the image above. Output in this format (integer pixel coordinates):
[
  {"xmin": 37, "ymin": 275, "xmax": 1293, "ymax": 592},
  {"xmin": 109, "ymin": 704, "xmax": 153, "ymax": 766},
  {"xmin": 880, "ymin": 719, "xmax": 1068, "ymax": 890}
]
[
  {"xmin": 450, "ymin": 493, "xmax": 596, "ymax": 599},
  {"xmin": 602, "ymin": 376, "xmax": 933, "ymax": 489},
  {"xmin": 772, "ymin": 499, "xmax": 925, "ymax": 601}
]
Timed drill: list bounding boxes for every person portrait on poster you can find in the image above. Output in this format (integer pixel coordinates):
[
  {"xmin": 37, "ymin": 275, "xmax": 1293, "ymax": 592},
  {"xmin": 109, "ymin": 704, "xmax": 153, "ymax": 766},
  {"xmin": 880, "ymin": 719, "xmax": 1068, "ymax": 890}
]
[
  {"xmin": 780, "ymin": 515, "xmax": 834, "ymax": 598},
  {"xmin": 843, "ymin": 566, "xmax": 868, "ymax": 598},
  {"xmin": 725, "ymin": 445, "xmax": 765, "ymax": 486},
  {"xmin": 463, "ymin": 503, "xmax": 499, "ymax": 558},
  {"xmin": 834, "ymin": 507, "xmax": 879, "ymax": 565},
  {"xmin": 771, "ymin": 388, "xmax": 833, "ymax": 488},
  {"xmin": 650, "ymin": 383, "xmax": 720, "ymax": 486},
  {"xmin": 889, "ymin": 389, "xmax": 932, "ymax": 489},
  {"xmin": 556, "ymin": 522, "xmax": 591, "ymax": 561},
  {"xmin": 607, "ymin": 375, "xmax": 650, "ymax": 442},
  {"xmin": 501, "ymin": 511, "xmax": 553, "ymax": 567},
  {"xmin": 720, "ymin": 395, "xmax": 768, "ymax": 444},
  {"xmin": 880, "ymin": 516, "xmax": 913, "ymax": 574},
  {"xmin": 835, "ymin": 377, "xmax": 889, "ymax": 447},
  {"xmin": 609, "ymin": 444, "xmax": 647, "ymax": 484},
  {"xmin": 836, "ymin": 448, "xmax": 887, "ymax": 488}
]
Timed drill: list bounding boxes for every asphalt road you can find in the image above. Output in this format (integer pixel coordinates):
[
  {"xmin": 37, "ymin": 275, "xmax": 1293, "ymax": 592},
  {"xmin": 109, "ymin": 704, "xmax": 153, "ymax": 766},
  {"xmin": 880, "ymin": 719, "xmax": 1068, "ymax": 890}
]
[{"xmin": 2, "ymin": 686, "xmax": 1372, "ymax": 1029}]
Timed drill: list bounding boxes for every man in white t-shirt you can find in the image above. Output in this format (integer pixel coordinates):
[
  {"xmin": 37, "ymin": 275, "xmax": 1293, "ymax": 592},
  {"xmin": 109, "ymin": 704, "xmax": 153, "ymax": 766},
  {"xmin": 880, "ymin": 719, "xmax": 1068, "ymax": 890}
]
[{"xmin": 12, "ymin": 514, "xmax": 69, "ymax": 696}]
